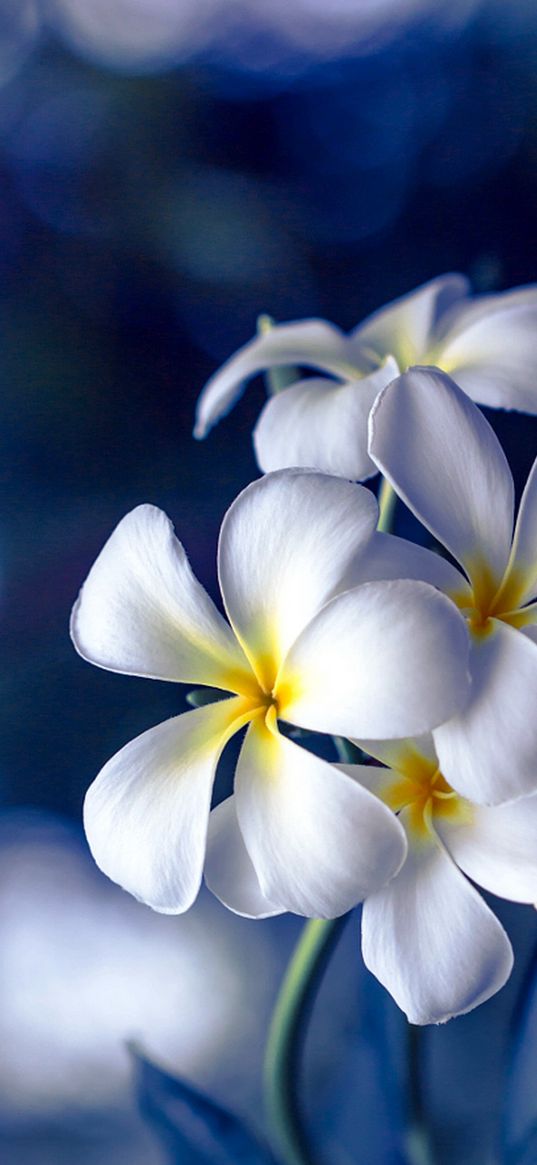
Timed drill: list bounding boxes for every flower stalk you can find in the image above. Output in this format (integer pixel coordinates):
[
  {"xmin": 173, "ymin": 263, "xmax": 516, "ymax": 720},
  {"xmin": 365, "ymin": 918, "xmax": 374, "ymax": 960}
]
[
  {"xmin": 264, "ymin": 916, "xmax": 347, "ymax": 1165},
  {"xmin": 377, "ymin": 475, "xmax": 397, "ymax": 534}
]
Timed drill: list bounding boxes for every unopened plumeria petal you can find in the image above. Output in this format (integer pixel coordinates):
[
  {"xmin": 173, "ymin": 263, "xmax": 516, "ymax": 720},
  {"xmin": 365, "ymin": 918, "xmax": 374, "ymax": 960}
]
[
  {"xmin": 205, "ymin": 797, "xmax": 283, "ymax": 919},
  {"xmin": 71, "ymin": 504, "xmax": 254, "ymax": 694},
  {"xmin": 341, "ymin": 732, "xmax": 528, "ymax": 1022},
  {"xmin": 361, "ymin": 812, "xmax": 513, "ymax": 1025},
  {"xmin": 84, "ymin": 697, "xmax": 252, "ymax": 914},
  {"xmin": 279, "ymin": 579, "xmax": 470, "ymax": 740},
  {"xmin": 194, "ymin": 275, "xmax": 537, "ymax": 482},
  {"xmin": 233, "ymin": 713, "xmax": 407, "ymax": 919},
  {"xmin": 369, "ymin": 368, "xmax": 537, "ymax": 804},
  {"xmin": 217, "ymin": 469, "xmax": 378, "ymax": 689},
  {"xmin": 253, "ymin": 361, "xmax": 398, "ymax": 480},
  {"xmin": 194, "ymin": 319, "xmax": 368, "ymax": 440},
  {"xmin": 74, "ymin": 470, "xmax": 468, "ymax": 914}
]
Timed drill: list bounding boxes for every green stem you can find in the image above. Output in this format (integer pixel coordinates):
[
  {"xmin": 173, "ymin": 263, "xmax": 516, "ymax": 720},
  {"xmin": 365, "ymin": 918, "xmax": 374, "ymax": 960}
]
[
  {"xmin": 377, "ymin": 476, "xmax": 397, "ymax": 534},
  {"xmin": 405, "ymin": 1025, "xmax": 436, "ymax": 1165},
  {"xmin": 264, "ymin": 916, "xmax": 347, "ymax": 1165},
  {"xmin": 257, "ymin": 313, "xmax": 298, "ymax": 395}
]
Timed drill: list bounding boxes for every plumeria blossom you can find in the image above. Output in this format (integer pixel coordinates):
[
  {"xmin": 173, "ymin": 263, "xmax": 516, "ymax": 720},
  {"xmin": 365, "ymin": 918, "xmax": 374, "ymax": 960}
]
[
  {"xmin": 208, "ymin": 732, "xmax": 537, "ymax": 1024},
  {"xmin": 369, "ymin": 366, "xmax": 537, "ymax": 806},
  {"xmin": 193, "ymin": 274, "xmax": 537, "ymax": 480},
  {"xmin": 70, "ymin": 470, "xmax": 471, "ymax": 917}
]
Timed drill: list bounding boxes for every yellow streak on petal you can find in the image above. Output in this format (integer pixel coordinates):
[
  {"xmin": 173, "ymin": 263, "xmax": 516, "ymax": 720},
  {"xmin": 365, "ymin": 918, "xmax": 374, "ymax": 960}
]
[
  {"xmin": 217, "ymin": 664, "xmax": 270, "ymax": 700},
  {"xmin": 381, "ymin": 775, "xmax": 420, "ymax": 814},
  {"xmin": 446, "ymin": 556, "xmax": 531, "ymax": 639},
  {"xmin": 272, "ymin": 670, "xmax": 303, "ymax": 719},
  {"xmin": 489, "ymin": 564, "xmax": 532, "ymax": 619},
  {"xmin": 264, "ymin": 702, "xmax": 279, "ymax": 736},
  {"xmin": 500, "ymin": 605, "xmax": 537, "ymax": 629},
  {"xmin": 463, "ymin": 555, "xmax": 501, "ymax": 613},
  {"xmin": 217, "ymin": 697, "xmax": 272, "ymax": 747}
]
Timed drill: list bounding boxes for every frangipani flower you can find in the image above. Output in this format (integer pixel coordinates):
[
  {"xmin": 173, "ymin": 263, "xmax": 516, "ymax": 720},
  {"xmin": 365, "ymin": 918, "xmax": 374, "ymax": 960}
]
[
  {"xmin": 345, "ymin": 735, "xmax": 533, "ymax": 1024},
  {"xmin": 210, "ymin": 733, "xmax": 535, "ymax": 1024},
  {"xmin": 194, "ymin": 275, "xmax": 537, "ymax": 480},
  {"xmin": 71, "ymin": 470, "xmax": 470, "ymax": 917},
  {"xmin": 369, "ymin": 366, "xmax": 537, "ymax": 806}
]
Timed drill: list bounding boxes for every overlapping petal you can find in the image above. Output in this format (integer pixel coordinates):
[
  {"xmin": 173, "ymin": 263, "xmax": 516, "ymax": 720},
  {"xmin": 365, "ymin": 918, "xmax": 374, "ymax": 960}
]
[
  {"xmin": 278, "ymin": 579, "xmax": 470, "ymax": 739},
  {"xmin": 434, "ymin": 620, "xmax": 537, "ymax": 804},
  {"xmin": 361, "ymin": 810, "xmax": 513, "ymax": 1025},
  {"xmin": 194, "ymin": 320, "xmax": 362, "ymax": 440},
  {"xmin": 501, "ymin": 457, "xmax": 537, "ymax": 608},
  {"xmin": 350, "ymin": 274, "xmax": 470, "ymax": 370},
  {"xmin": 350, "ymin": 734, "xmax": 438, "ymax": 776},
  {"xmin": 205, "ymin": 797, "xmax": 284, "ymax": 918},
  {"xmin": 438, "ymin": 294, "xmax": 537, "ymax": 413},
  {"xmin": 234, "ymin": 716, "xmax": 407, "ymax": 918},
  {"xmin": 71, "ymin": 505, "xmax": 254, "ymax": 693},
  {"xmin": 336, "ymin": 759, "xmax": 408, "ymax": 806},
  {"xmin": 369, "ymin": 368, "xmax": 515, "ymax": 589},
  {"xmin": 253, "ymin": 359, "xmax": 398, "ymax": 481},
  {"xmin": 342, "ymin": 530, "xmax": 469, "ymax": 596},
  {"xmin": 218, "ymin": 470, "xmax": 378, "ymax": 689},
  {"xmin": 436, "ymin": 794, "xmax": 537, "ymax": 904},
  {"xmin": 83, "ymin": 697, "xmax": 253, "ymax": 914}
]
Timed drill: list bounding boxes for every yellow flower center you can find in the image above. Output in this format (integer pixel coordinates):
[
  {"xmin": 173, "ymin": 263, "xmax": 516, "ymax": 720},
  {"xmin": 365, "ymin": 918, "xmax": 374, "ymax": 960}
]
[
  {"xmin": 449, "ymin": 557, "xmax": 534, "ymax": 639},
  {"xmin": 232, "ymin": 679, "xmax": 284, "ymax": 738},
  {"xmin": 380, "ymin": 750, "xmax": 471, "ymax": 841}
]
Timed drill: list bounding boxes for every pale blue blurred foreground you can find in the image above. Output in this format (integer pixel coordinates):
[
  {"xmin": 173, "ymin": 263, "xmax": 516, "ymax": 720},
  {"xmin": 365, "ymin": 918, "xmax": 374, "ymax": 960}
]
[{"xmin": 1, "ymin": 811, "xmax": 536, "ymax": 1163}]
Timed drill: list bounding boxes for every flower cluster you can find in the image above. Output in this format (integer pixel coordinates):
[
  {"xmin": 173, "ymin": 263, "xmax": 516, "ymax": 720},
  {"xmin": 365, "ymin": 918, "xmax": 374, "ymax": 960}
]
[{"xmin": 73, "ymin": 273, "xmax": 537, "ymax": 1024}]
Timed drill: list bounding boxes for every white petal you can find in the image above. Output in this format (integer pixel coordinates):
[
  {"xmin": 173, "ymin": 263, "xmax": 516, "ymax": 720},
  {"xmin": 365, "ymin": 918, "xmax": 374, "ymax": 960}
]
[
  {"xmin": 335, "ymin": 760, "xmax": 408, "ymax": 804},
  {"xmin": 501, "ymin": 456, "xmax": 537, "ymax": 607},
  {"xmin": 194, "ymin": 320, "xmax": 362, "ymax": 439},
  {"xmin": 83, "ymin": 697, "xmax": 251, "ymax": 913},
  {"xmin": 234, "ymin": 717, "xmax": 407, "ymax": 918},
  {"xmin": 205, "ymin": 797, "xmax": 284, "ymax": 918},
  {"xmin": 350, "ymin": 274, "xmax": 470, "ymax": 369},
  {"xmin": 71, "ymin": 505, "xmax": 253, "ymax": 693},
  {"xmin": 369, "ymin": 367, "xmax": 515, "ymax": 589},
  {"xmin": 523, "ymin": 620, "xmax": 537, "ymax": 643},
  {"xmin": 437, "ymin": 793, "xmax": 537, "ymax": 904},
  {"xmin": 279, "ymin": 579, "xmax": 470, "ymax": 739},
  {"xmin": 343, "ymin": 530, "xmax": 469, "ymax": 596},
  {"xmin": 350, "ymin": 734, "xmax": 438, "ymax": 775},
  {"xmin": 253, "ymin": 359, "xmax": 399, "ymax": 482},
  {"xmin": 434, "ymin": 619, "xmax": 537, "ymax": 804},
  {"xmin": 361, "ymin": 811, "xmax": 513, "ymax": 1024},
  {"xmin": 438, "ymin": 293, "xmax": 537, "ymax": 413},
  {"xmin": 218, "ymin": 469, "xmax": 378, "ymax": 689},
  {"xmin": 440, "ymin": 284, "xmax": 537, "ymax": 332}
]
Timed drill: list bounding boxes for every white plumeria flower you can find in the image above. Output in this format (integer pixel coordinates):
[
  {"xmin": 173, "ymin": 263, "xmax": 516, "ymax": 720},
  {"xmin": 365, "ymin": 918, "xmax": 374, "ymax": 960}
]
[
  {"xmin": 71, "ymin": 470, "xmax": 471, "ymax": 918},
  {"xmin": 344, "ymin": 735, "xmax": 530, "ymax": 1025},
  {"xmin": 211, "ymin": 732, "xmax": 535, "ymax": 1024},
  {"xmin": 193, "ymin": 274, "xmax": 537, "ymax": 480},
  {"xmin": 369, "ymin": 366, "xmax": 537, "ymax": 807}
]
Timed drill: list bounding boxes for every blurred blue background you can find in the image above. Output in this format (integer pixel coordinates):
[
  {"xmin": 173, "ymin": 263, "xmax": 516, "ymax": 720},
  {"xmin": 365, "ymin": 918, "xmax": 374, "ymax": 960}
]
[{"xmin": 2, "ymin": 1, "xmax": 537, "ymax": 1162}]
